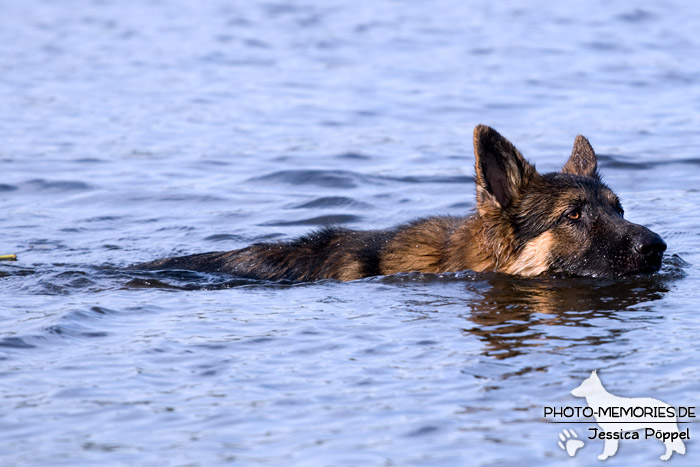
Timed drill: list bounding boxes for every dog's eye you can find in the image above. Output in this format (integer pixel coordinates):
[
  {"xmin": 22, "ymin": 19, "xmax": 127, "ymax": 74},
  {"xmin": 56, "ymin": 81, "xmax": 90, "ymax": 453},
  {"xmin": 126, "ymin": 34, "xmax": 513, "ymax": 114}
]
[{"xmin": 566, "ymin": 209, "xmax": 582, "ymax": 220}]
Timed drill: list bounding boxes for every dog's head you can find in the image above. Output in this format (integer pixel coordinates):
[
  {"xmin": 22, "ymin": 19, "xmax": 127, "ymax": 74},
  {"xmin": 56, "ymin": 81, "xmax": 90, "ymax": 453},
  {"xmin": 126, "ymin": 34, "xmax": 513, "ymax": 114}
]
[
  {"xmin": 473, "ymin": 125, "xmax": 666, "ymax": 278},
  {"xmin": 571, "ymin": 370, "xmax": 603, "ymax": 398}
]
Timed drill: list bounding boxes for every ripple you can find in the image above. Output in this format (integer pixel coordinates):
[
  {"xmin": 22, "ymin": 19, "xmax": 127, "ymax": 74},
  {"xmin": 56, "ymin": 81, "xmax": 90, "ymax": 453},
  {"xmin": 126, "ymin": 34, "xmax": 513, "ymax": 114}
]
[
  {"xmin": 83, "ymin": 216, "xmax": 122, "ymax": 222},
  {"xmin": 598, "ymin": 155, "xmax": 655, "ymax": 170},
  {"xmin": 380, "ymin": 174, "xmax": 474, "ymax": 184},
  {"xmin": 405, "ymin": 425, "xmax": 441, "ymax": 437},
  {"xmin": 335, "ymin": 152, "xmax": 371, "ymax": 160},
  {"xmin": 0, "ymin": 307, "xmax": 120, "ymax": 355},
  {"xmin": 124, "ymin": 278, "xmax": 183, "ymax": 289},
  {"xmin": 615, "ymin": 9, "xmax": 655, "ymax": 23},
  {"xmin": 248, "ymin": 169, "xmax": 474, "ymax": 189},
  {"xmin": 157, "ymin": 194, "xmax": 227, "ymax": 202},
  {"xmin": 0, "ymin": 337, "xmax": 36, "ymax": 349},
  {"xmin": 598, "ymin": 154, "xmax": 700, "ymax": 170},
  {"xmin": 260, "ymin": 214, "xmax": 361, "ymax": 226},
  {"xmin": 45, "ymin": 325, "xmax": 109, "ymax": 339},
  {"xmin": 290, "ymin": 196, "xmax": 373, "ymax": 209},
  {"xmin": 248, "ymin": 170, "xmax": 363, "ymax": 188},
  {"xmin": 123, "ymin": 275, "xmax": 272, "ymax": 290},
  {"xmin": 203, "ymin": 233, "xmax": 246, "ymax": 242},
  {"xmin": 23, "ymin": 179, "xmax": 92, "ymax": 192}
]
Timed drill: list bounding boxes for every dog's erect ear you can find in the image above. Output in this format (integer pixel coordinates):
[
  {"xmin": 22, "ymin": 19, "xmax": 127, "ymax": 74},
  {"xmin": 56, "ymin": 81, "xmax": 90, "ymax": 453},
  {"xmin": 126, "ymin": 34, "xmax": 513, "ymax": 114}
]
[
  {"xmin": 563, "ymin": 135, "xmax": 598, "ymax": 178},
  {"xmin": 473, "ymin": 125, "xmax": 535, "ymax": 209}
]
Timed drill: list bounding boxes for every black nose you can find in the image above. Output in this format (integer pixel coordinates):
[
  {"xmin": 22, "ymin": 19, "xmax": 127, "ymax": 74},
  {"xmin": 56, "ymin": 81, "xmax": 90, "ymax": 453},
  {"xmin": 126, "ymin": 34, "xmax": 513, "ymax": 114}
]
[{"xmin": 635, "ymin": 233, "xmax": 667, "ymax": 257}]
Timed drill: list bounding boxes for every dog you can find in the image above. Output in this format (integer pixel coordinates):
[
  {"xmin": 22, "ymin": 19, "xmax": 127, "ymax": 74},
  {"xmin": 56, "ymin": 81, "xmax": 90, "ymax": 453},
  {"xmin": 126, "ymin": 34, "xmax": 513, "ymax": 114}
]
[
  {"xmin": 571, "ymin": 370, "xmax": 686, "ymax": 461},
  {"xmin": 134, "ymin": 125, "xmax": 666, "ymax": 281}
]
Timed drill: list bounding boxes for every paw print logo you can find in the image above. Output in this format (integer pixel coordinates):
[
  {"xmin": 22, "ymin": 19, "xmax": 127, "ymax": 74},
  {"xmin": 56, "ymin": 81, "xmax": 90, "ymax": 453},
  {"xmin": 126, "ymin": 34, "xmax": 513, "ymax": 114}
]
[{"xmin": 558, "ymin": 428, "xmax": 585, "ymax": 457}]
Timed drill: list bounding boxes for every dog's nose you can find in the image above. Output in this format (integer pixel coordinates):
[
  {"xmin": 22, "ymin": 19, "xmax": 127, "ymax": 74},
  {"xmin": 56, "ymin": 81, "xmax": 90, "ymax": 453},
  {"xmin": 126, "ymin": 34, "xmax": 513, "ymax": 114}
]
[{"xmin": 635, "ymin": 233, "xmax": 667, "ymax": 257}]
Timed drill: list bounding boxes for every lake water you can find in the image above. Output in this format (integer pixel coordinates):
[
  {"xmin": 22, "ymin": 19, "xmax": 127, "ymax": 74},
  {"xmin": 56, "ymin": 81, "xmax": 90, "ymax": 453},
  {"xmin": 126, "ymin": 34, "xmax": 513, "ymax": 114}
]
[{"xmin": 1, "ymin": 1, "xmax": 699, "ymax": 465}]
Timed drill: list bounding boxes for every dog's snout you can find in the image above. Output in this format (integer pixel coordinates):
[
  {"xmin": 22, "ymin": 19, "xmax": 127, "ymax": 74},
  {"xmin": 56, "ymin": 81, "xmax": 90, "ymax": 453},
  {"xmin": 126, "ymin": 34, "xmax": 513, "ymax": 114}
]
[{"xmin": 635, "ymin": 232, "xmax": 667, "ymax": 257}]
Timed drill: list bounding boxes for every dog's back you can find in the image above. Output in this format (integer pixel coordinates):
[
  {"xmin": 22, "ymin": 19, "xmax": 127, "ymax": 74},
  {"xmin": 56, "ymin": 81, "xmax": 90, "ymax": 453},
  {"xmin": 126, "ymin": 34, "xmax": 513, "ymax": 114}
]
[
  {"xmin": 138, "ymin": 226, "xmax": 391, "ymax": 281},
  {"xmin": 136, "ymin": 217, "xmax": 466, "ymax": 281}
]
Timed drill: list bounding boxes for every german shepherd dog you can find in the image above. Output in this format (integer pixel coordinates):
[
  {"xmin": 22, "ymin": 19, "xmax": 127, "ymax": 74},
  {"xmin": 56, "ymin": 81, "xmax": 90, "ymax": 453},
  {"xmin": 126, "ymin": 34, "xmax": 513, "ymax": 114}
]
[{"xmin": 135, "ymin": 125, "xmax": 666, "ymax": 281}]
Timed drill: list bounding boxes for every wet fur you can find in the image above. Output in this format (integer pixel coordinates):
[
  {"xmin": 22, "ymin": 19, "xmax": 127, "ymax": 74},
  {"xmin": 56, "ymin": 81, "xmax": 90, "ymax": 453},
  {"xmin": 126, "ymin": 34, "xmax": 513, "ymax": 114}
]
[{"xmin": 135, "ymin": 125, "xmax": 666, "ymax": 281}]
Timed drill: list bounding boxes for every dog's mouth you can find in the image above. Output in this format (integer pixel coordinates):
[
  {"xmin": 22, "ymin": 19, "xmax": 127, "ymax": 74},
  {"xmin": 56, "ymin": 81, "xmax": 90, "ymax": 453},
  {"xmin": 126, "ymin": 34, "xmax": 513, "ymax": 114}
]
[
  {"xmin": 550, "ymin": 252, "xmax": 665, "ymax": 279},
  {"xmin": 628, "ymin": 250, "xmax": 665, "ymax": 275},
  {"xmin": 633, "ymin": 262, "xmax": 663, "ymax": 275}
]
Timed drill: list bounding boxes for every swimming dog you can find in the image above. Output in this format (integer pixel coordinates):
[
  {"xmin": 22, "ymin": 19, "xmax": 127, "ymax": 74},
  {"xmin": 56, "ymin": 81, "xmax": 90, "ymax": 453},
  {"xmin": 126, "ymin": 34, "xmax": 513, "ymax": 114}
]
[{"xmin": 134, "ymin": 125, "xmax": 666, "ymax": 281}]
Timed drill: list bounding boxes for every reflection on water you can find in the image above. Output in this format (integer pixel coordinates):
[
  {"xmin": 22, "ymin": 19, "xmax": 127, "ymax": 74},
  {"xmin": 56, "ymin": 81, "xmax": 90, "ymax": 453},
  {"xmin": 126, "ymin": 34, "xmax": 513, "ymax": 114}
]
[{"xmin": 464, "ymin": 271, "xmax": 674, "ymax": 359}]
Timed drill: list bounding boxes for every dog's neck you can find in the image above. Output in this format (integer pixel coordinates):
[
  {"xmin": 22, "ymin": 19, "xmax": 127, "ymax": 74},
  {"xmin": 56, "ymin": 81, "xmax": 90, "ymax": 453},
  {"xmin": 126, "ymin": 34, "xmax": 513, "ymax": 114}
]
[{"xmin": 445, "ymin": 212, "xmax": 519, "ymax": 273}]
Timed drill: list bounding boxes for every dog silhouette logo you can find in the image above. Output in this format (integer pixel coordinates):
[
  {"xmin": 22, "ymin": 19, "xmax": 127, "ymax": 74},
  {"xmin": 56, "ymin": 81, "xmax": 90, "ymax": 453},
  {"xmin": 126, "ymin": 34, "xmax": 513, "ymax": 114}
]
[{"xmin": 570, "ymin": 370, "xmax": 687, "ymax": 461}]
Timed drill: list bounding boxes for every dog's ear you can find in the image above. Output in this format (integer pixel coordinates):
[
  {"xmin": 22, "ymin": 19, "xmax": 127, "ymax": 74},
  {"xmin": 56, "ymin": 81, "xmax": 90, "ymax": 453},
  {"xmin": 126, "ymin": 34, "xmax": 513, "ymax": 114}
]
[
  {"xmin": 473, "ymin": 125, "xmax": 535, "ymax": 209},
  {"xmin": 563, "ymin": 135, "xmax": 598, "ymax": 178}
]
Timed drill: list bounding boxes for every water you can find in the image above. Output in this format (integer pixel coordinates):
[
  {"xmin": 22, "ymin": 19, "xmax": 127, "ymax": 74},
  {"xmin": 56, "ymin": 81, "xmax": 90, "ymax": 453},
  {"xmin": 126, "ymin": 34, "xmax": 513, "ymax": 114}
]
[{"xmin": 1, "ymin": 0, "xmax": 699, "ymax": 465}]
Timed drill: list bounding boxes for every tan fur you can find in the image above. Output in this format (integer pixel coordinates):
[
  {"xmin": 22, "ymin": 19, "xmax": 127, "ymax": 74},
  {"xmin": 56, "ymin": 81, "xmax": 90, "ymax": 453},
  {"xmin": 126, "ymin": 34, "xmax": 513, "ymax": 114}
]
[
  {"xmin": 377, "ymin": 214, "xmax": 553, "ymax": 277},
  {"xmin": 462, "ymin": 212, "xmax": 516, "ymax": 272},
  {"xmin": 502, "ymin": 231, "xmax": 553, "ymax": 276},
  {"xmin": 334, "ymin": 257, "xmax": 363, "ymax": 281},
  {"xmin": 380, "ymin": 217, "xmax": 458, "ymax": 274}
]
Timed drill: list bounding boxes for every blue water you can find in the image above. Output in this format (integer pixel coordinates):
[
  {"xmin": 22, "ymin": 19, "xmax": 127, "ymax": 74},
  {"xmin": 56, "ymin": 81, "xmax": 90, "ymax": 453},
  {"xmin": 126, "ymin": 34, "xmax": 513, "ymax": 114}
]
[{"xmin": 1, "ymin": 1, "xmax": 699, "ymax": 465}]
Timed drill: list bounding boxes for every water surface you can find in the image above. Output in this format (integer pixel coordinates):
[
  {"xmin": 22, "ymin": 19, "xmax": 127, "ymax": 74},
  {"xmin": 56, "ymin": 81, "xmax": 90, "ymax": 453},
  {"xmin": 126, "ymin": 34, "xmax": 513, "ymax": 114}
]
[{"xmin": 1, "ymin": 1, "xmax": 699, "ymax": 465}]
